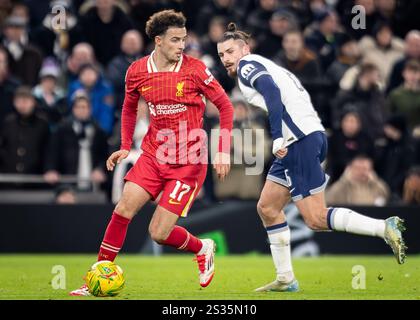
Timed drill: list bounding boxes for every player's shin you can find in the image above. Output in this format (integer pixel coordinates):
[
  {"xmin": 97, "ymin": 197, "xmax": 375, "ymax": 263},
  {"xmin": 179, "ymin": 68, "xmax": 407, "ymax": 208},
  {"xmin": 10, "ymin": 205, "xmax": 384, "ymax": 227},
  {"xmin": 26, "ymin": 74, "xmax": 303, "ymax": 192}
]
[
  {"xmin": 327, "ymin": 207, "xmax": 385, "ymax": 238},
  {"xmin": 266, "ymin": 222, "xmax": 295, "ymax": 283},
  {"xmin": 98, "ymin": 212, "xmax": 131, "ymax": 261}
]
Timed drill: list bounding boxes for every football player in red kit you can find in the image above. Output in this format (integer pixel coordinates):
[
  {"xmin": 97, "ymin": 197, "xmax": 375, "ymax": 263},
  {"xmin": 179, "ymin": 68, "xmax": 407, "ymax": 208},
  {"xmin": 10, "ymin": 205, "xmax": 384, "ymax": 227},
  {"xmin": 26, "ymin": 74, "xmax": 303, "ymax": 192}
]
[{"xmin": 70, "ymin": 10, "xmax": 234, "ymax": 295}]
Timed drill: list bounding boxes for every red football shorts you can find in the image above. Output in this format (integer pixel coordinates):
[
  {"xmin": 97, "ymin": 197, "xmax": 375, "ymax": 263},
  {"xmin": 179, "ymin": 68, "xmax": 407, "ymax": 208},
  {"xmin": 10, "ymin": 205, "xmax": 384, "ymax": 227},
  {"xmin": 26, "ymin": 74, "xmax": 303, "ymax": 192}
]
[{"xmin": 124, "ymin": 152, "xmax": 207, "ymax": 217}]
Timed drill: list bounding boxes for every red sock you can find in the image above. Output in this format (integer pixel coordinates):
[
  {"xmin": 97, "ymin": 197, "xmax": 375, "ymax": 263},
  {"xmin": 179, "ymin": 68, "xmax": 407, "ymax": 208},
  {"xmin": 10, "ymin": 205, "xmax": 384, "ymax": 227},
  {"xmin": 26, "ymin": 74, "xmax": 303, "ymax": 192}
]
[
  {"xmin": 98, "ymin": 212, "xmax": 131, "ymax": 261},
  {"xmin": 162, "ymin": 226, "xmax": 203, "ymax": 253}
]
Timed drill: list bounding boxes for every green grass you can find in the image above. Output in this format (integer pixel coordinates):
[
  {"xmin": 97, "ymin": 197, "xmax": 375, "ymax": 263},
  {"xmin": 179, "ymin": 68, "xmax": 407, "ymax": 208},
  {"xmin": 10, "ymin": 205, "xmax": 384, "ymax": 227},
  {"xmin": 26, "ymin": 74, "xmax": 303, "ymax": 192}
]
[{"xmin": 0, "ymin": 254, "xmax": 419, "ymax": 300}]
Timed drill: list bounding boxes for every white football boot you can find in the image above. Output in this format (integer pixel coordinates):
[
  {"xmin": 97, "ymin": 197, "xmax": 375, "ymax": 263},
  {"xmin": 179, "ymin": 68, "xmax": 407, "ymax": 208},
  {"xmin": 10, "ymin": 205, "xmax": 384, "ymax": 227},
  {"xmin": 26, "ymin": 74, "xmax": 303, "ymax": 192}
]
[
  {"xmin": 69, "ymin": 284, "xmax": 91, "ymax": 296},
  {"xmin": 194, "ymin": 239, "xmax": 216, "ymax": 287}
]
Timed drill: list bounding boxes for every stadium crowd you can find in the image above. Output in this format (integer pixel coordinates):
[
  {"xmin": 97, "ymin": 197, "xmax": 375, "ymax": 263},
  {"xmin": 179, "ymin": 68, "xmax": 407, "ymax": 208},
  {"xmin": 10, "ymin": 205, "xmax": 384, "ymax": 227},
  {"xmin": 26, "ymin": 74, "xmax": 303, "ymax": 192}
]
[{"xmin": 0, "ymin": 0, "xmax": 419, "ymax": 206}]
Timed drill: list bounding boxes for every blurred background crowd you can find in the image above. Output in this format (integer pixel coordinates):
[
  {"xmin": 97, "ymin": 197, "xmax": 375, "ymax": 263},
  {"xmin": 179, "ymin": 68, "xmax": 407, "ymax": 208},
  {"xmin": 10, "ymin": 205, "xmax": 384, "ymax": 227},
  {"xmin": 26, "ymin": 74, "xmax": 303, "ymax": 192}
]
[{"xmin": 0, "ymin": 0, "xmax": 419, "ymax": 206}]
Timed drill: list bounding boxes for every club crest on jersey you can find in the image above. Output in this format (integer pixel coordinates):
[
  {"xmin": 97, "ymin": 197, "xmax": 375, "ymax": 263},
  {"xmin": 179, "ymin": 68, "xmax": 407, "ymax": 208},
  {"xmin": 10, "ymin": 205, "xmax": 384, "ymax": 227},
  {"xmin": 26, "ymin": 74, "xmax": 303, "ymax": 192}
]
[
  {"xmin": 241, "ymin": 63, "xmax": 257, "ymax": 80},
  {"xmin": 176, "ymin": 81, "xmax": 184, "ymax": 97}
]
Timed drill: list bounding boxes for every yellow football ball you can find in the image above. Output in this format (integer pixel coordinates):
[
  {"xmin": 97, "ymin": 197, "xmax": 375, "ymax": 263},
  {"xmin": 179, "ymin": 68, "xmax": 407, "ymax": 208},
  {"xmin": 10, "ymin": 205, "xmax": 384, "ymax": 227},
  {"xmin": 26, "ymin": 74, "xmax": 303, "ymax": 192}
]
[{"xmin": 85, "ymin": 261, "xmax": 125, "ymax": 297}]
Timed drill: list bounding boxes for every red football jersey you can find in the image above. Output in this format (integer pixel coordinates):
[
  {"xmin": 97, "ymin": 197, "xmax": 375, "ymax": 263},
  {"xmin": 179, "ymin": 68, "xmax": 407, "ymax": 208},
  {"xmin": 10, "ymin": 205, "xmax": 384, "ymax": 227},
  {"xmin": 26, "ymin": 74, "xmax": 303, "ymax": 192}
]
[{"xmin": 120, "ymin": 52, "xmax": 233, "ymax": 164}]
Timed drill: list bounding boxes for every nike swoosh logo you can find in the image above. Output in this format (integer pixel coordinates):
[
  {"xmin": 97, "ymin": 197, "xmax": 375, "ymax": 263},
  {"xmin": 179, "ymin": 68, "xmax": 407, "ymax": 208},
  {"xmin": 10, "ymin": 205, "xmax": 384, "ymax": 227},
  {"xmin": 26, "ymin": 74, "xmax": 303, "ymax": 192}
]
[
  {"xmin": 141, "ymin": 86, "xmax": 152, "ymax": 92},
  {"xmin": 169, "ymin": 199, "xmax": 181, "ymax": 205}
]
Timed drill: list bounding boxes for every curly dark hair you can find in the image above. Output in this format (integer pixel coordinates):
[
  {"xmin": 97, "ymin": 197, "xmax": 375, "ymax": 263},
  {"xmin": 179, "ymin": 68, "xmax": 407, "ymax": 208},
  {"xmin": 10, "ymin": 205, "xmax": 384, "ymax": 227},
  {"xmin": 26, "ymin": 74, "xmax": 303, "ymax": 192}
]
[
  {"xmin": 145, "ymin": 10, "xmax": 186, "ymax": 40},
  {"xmin": 219, "ymin": 22, "xmax": 251, "ymax": 44}
]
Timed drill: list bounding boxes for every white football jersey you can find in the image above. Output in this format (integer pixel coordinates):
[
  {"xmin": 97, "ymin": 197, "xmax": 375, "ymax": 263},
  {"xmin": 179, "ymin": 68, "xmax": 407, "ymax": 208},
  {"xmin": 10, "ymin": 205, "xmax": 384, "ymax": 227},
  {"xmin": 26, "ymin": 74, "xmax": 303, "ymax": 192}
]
[{"xmin": 237, "ymin": 54, "xmax": 324, "ymax": 147}]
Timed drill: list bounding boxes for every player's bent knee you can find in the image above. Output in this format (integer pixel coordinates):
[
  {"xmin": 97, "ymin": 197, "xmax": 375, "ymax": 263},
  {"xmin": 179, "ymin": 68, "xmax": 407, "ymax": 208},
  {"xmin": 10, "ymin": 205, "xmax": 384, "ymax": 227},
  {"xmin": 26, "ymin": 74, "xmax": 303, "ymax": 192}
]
[
  {"xmin": 115, "ymin": 201, "xmax": 137, "ymax": 219},
  {"xmin": 257, "ymin": 201, "xmax": 278, "ymax": 220}
]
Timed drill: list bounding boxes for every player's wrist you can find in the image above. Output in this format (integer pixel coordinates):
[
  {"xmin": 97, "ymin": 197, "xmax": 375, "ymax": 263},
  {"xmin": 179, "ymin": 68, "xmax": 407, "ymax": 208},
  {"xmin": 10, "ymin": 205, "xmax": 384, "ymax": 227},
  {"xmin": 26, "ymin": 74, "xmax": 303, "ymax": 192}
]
[{"xmin": 272, "ymin": 137, "xmax": 284, "ymax": 155}]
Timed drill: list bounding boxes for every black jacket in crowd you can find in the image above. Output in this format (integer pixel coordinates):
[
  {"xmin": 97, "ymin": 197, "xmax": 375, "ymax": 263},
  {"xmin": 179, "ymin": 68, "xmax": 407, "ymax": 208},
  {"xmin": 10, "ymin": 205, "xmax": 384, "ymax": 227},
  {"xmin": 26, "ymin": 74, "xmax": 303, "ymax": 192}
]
[
  {"xmin": 44, "ymin": 118, "xmax": 108, "ymax": 175},
  {"xmin": 0, "ymin": 112, "xmax": 49, "ymax": 174},
  {"xmin": 80, "ymin": 6, "xmax": 133, "ymax": 66}
]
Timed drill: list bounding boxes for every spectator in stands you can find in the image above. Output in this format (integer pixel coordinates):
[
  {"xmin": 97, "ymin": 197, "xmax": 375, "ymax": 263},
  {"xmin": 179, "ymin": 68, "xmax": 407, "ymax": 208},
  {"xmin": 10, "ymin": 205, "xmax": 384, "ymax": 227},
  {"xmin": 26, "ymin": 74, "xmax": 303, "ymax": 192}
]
[
  {"xmin": 326, "ymin": 34, "xmax": 361, "ymax": 88},
  {"xmin": 327, "ymin": 111, "xmax": 374, "ymax": 183},
  {"xmin": 274, "ymin": 29, "xmax": 321, "ymax": 88},
  {"xmin": 388, "ymin": 30, "xmax": 420, "ymax": 93},
  {"xmin": 0, "ymin": 1, "xmax": 13, "ymax": 28},
  {"xmin": 247, "ymin": 0, "xmax": 279, "ymax": 36},
  {"xmin": 326, "ymin": 155, "xmax": 390, "ymax": 206},
  {"xmin": 0, "ymin": 46, "xmax": 20, "ymax": 123},
  {"xmin": 375, "ymin": 0, "xmax": 398, "ymax": 28},
  {"xmin": 305, "ymin": 8, "xmax": 344, "ymax": 71},
  {"xmin": 317, "ymin": 33, "xmax": 360, "ymax": 129},
  {"xmin": 391, "ymin": 0, "xmax": 420, "ymax": 37},
  {"xmin": 79, "ymin": 0, "xmax": 133, "ymax": 66},
  {"xmin": 23, "ymin": 0, "xmax": 52, "ymax": 31},
  {"xmin": 32, "ymin": 58, "xmax": 67, "ymax": 128},
  {"xmin": 107, "ymin": 29, "xmax": 144, "ymax": 111},
  {"xmin": 213, "ymin": 100, "xmax": 270, "ymax": 200},
  {"xmin": 65, "ymin": 42, "xmax": 97, "ymax": 84},
  {"xmin": 403, "ymin": 166, "xmax": 420, "ymax": 205},
  {"xmin": 0, "ymin": 86, "xmax": 49, "ymax": 174},
  {"xmin": 195, "ymin": 0, "xmax": 240, "ymax": 36},
  {"xmin": 376, "ymin": 115, "xmax": 416, "ymax": 203},
  {"xmin": 201, "ymin": 16, "xmax": 229, "ymax": 65},
  {"xmin": 9, "ymin": 2, "xmax": 30, "ymax": 26},
  {"xmin": 1, "ymin": 15, "xmax": 42, "ymax": 86},
  {"xmin": 129, "ymin": 0, "xmax": 164, "ymax": 46},
  {"xmin": 68, "ymin": 63, "xmax": 114, "ymax": 135},
  {"xmin": 387, "ymin": 59, "xmax": 420, "ymax": 133},
  {"xmin": 358, "ymin": 22, "xmax": 404, "ymax": 86},
  {"xmin": 332, "ymin": 63, "xmax": 387, "ymax": 139},
  {"xmin": 44, "ymin": 94, "xmax": 108, "ymax": 191},
  {"xmin": 256, "ymin": 9, "xmax": 298, "ymax": 59},
  {"xmin": 200, "ymin": 16, "xmax": 236, "ymax": 93},
  {"xmin": 55, "ymin": 184, "xmax": 77, "ymax": 204},
  {"xmin": 30, "ymin": 0, "xmax": 84, "ymax": 62}
]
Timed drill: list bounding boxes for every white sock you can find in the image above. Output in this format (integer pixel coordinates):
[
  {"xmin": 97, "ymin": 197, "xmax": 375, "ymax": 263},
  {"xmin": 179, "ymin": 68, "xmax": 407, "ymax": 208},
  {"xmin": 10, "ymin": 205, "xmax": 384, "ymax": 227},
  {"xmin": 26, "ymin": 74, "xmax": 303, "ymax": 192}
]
[
  {"xmin": 328, "ymin": 207, "xmax": 385, "ymax": 238},
  {"xmin": 266, "ymin": 223, "xmax": 295, "ymax": 283}
]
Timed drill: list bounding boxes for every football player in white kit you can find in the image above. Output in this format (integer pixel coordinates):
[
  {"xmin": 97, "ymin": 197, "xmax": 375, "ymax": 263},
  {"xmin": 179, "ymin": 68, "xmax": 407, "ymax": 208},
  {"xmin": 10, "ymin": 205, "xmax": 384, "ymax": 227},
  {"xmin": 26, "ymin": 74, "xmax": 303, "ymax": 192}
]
[{"xmin": 217, "ymin": 23, "xmax": 407, "ymax": 292}]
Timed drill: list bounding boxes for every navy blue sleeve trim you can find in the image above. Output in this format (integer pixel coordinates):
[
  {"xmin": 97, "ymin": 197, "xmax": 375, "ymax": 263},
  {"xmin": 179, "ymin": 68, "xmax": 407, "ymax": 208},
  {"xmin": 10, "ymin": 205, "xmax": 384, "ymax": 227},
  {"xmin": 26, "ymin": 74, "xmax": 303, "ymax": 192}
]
[{"xmin": 252, "ymin": 73, "xmax": 284, "ymax": 140}]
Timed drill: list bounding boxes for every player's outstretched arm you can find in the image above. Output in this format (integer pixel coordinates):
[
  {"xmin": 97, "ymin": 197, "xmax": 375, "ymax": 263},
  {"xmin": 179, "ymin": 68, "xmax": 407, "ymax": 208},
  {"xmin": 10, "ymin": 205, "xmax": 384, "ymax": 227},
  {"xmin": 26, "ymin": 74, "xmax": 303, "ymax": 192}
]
[
  {"xmin": 238, "ymin": 60, "xmax": 288, "ymax": 159},
  {"xmin": 253, "ymin": 75, "xmax": 288, "ymax": 159},
  {"xmin": 120, "ymin": 62, "xmax": 141, "ymax": 152},
  {"xmin": 193, "ymin": 61, "xmax": 234, "ymax": 180},
  {"xmin": 210, "ymin": 92, "xmax": 234, "ymax": 181},
  {"xmin": 106, "ymin": 150, "xmax": 129, "ymax": 171}
]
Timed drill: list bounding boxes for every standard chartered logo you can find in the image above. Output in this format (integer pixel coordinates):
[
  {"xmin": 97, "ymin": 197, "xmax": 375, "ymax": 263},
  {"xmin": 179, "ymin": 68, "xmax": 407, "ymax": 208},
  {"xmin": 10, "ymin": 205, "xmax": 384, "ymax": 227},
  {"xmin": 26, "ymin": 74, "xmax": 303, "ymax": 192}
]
[{"xmin": 147, "ymin": 102, "xmax": 187, "ymax": 116}]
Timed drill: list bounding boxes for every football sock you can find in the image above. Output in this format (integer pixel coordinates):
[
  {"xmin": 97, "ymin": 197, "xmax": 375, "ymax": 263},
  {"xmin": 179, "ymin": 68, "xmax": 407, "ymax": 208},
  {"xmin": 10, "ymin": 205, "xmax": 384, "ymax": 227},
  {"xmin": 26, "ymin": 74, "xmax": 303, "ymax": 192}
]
[
  {"xmin": 327, "ymin": 207, "xmax": 385, "ymax": 238},
  {"xmin": 266, "ymin": 222, "xmax": 295, "ymax": 283},
  {"xmin": 98, "ymin": 212, "xmax": 131, "ymax": 261},
  {"xmin": 161, "ymin": 225, "xmax": 203, "ymax": 254}
]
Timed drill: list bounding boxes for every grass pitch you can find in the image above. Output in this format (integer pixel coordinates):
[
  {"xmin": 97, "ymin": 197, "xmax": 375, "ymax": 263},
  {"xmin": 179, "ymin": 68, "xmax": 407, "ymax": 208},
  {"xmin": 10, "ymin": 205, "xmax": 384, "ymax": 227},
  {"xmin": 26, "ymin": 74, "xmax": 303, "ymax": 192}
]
[{"xmin": 0, "ymin": 254, "xmax": 418, "ymax": 300}]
